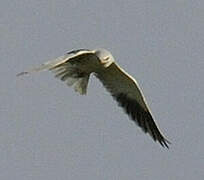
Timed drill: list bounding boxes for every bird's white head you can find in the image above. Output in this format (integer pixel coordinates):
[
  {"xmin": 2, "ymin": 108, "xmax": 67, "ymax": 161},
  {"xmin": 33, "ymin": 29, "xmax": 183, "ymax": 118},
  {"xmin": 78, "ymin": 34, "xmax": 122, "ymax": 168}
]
[{"xmin": 94, "ymin": 49, "xmax": 115, "ymax": 68}]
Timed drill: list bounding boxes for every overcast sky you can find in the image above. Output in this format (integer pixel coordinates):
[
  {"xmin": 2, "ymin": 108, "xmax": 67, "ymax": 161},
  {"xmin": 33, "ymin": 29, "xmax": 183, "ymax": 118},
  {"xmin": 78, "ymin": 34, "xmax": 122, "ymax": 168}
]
[{"xmin": 1, "ymin": 0, "xmax": 204, "ymax": 179}]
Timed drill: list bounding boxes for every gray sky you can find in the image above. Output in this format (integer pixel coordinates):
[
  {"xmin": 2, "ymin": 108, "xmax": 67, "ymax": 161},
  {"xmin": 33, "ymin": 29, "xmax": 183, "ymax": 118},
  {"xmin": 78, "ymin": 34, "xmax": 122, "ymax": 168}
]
[{"xmin": 1, "ymin": 0, "xmax": 204, "ymax": 179}]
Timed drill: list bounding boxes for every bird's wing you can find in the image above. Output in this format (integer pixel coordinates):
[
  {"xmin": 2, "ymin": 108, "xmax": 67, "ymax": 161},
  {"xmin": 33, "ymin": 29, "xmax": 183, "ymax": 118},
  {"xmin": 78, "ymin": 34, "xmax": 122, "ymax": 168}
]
[
  {"xmin": 17, "ymin": 49, "xmax": 93, "ymax": 75},
  {"xmin": 17, "ymin": 49, "xmax": 97, "ymax": 95},
  {"xmin": 96, "ymin": 62, "xmax": 170, "ymax": 148}
]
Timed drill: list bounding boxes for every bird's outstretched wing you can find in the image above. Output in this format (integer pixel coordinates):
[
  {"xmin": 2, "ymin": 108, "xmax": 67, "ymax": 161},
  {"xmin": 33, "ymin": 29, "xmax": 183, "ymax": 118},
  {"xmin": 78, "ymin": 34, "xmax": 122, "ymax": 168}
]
[
  {"xmin": 96, "ymin": 62, "xmax": 170, "ymax": 148},
  {"xmin": 17, "ymin": 49, "xmax": 97, "ymax": 95}
]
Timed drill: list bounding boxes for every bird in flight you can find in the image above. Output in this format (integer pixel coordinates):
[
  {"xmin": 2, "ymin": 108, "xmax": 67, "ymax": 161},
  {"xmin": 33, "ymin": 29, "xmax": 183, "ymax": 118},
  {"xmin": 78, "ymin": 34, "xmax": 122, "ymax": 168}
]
[{"xmin": 18, "ymin": 48, "xmax": 170, "ymax": 148}]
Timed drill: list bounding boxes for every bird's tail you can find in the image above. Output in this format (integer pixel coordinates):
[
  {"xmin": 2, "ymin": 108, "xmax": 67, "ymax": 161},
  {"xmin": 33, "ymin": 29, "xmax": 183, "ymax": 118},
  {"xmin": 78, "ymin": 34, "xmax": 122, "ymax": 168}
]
[{"xmin": 51, "ymin": 64, "xmax": 90, "ymax": 95}]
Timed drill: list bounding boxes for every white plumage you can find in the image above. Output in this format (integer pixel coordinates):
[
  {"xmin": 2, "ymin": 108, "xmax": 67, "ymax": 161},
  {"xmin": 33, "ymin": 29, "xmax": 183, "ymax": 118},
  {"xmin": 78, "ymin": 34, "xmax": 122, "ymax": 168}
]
[{"xmin": 18, "ymin": 48, "xmax": 170, "ymax": 148}]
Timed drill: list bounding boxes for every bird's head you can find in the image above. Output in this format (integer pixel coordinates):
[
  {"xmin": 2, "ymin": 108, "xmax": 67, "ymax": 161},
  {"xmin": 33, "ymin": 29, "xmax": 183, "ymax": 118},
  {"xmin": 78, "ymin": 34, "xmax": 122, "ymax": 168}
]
[{"xmin": 94, "ymin": 49, "xmax": 115, "ymax": 68}]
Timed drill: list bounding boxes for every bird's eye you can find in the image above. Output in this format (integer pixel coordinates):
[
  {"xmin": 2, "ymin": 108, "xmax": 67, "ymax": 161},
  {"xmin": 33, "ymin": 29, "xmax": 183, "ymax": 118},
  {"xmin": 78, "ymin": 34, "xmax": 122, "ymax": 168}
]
[
  {"xmin": 104, "ymin": 57, "xmax": 109, "ymax": 61},
  {"xmin": 100, "ymin": 56, "xmax": 112, "ymax": 67}
]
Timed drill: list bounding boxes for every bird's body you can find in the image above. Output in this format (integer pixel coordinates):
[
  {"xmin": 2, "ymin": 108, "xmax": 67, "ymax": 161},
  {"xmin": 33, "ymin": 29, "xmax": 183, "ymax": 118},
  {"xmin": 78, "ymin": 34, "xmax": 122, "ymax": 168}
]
[{"xmin": 18, "ymin": 48, "xmax": 170, "ymax": 148}]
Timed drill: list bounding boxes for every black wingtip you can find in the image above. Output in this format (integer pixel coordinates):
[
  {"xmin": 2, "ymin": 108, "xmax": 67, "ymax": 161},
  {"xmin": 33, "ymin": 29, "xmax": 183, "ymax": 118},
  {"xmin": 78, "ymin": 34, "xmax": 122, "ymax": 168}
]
[
  {"xmin": 159, "ymin": 138, "xmax": 171, "ymax": 149},
  {"xmin": 112, "ymin": 93, "xmax": 171, "ymax": 149},
  {"xmin": 16, "ymin": 71, "xmax": 29, "ymax": 77}
]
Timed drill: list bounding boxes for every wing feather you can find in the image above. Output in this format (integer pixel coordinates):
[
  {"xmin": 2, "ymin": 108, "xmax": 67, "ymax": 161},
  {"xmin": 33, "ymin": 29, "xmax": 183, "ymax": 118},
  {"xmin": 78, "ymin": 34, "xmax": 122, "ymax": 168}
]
[
  {"xmin": 96, "ymin": 62, "xmax": 170, "ymax": 148},
  {"xmin": 17, "ymin": 49, "xmax": 94, "ymax": 75},
  {"xmin": 17, "ymin": 49, "xmax": 96, "ymax": 95}
]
